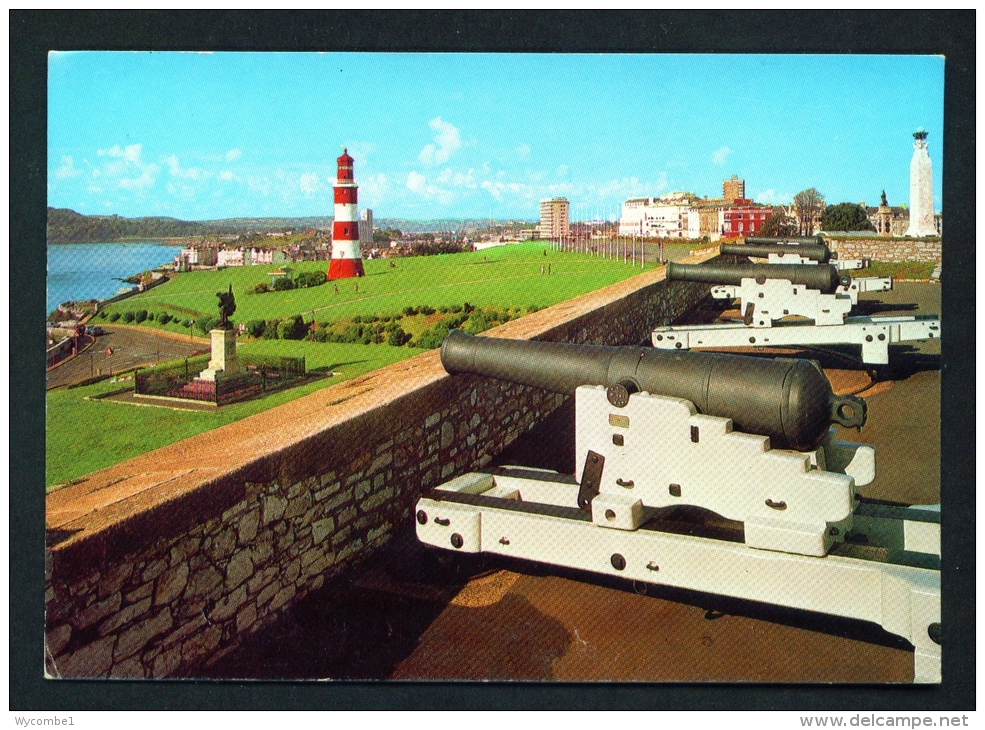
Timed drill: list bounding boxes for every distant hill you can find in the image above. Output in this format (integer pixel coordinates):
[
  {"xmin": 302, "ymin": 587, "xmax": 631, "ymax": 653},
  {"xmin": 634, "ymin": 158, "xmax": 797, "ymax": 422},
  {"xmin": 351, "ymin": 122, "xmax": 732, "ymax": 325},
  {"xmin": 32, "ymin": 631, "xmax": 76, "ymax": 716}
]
[
  {"xmin": 47, "ymin": 208, "xmax": 536, "ymax": 243},
  {"xmin": 47, "ymin": 208, "xmax": 213, "ymax": 243}
]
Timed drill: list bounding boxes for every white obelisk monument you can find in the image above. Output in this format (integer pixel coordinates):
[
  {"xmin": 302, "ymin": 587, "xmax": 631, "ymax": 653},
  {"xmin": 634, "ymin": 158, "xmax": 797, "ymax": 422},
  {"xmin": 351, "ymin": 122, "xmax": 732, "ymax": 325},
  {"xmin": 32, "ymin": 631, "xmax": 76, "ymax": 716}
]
[{"xmin": 904, "ymin": 128, "xmax": 937, "ymax": 237}]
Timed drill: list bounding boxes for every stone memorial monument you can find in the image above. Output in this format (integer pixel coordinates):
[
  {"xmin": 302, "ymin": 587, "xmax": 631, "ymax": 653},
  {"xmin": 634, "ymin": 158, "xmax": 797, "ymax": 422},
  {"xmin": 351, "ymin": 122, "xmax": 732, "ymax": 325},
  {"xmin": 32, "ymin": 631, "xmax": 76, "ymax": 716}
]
[
  {"xmin": 905, "ymin": 128, "xmax": 938, "ymax": 237},
  {"xmin": 199, "ymin": 284, "xmax": 241, "ymax": 381}
]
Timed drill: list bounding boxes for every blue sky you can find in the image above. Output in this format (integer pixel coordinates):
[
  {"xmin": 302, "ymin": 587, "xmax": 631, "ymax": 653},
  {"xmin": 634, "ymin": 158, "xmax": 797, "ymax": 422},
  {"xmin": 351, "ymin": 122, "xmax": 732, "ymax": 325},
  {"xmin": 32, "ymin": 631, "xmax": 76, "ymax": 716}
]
[{"xmin": 48, "ymin": 52, "xmax": 944, "ymax": 221}]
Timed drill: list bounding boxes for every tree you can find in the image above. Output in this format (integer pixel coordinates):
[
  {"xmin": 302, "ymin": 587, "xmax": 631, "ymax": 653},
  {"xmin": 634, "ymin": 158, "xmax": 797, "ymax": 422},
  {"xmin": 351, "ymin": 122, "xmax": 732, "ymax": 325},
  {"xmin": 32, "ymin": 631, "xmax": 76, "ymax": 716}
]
[
  {"xmin": 757, "ymin": 207, "xmax": 798, "ymax": 238},
  {"xmin": 387, "ymin": 327, "xmax": 412, "ymax": 347},
  {"xmin": 277, "ymin": 315, "xmax": 308, "ymax": 340},
  {"xmin": 821, "ymin": 203, "xmax": 876, "ymax": 232},
  {"xmin": 793, "ymin": 188, "xmax": 825, "ymax": 236},
  {"xmin": 195, "ymin": 316, "xmax": 218, "ymax": 334},
  {"xmin": 246, "ymin": 319, "xmax": 267, "ymax": 338}
]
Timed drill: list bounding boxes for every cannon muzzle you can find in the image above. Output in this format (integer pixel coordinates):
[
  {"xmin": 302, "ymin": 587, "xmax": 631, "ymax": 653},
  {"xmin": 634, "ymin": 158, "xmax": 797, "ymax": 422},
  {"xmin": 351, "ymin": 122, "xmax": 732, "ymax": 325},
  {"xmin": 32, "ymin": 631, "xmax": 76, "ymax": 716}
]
[
  {"xmin": 667, "ymin": 261, "xmax": 850, "ymax": 293},
  {"xmin": 441, "ymin": 329, "xmax": 866, "ymax": 451},
  {"xmin": 722, "ymin": 241, "xmax": 833, "ymax": 264}
]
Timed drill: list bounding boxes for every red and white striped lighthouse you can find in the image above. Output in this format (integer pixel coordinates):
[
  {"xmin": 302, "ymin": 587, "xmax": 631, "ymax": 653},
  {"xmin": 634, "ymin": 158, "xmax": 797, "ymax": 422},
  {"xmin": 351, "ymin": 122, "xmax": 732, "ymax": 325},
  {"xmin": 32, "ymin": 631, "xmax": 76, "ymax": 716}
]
[{"xmin": 327, "ymin": 148, "xmax": 365, "ymax": 280}]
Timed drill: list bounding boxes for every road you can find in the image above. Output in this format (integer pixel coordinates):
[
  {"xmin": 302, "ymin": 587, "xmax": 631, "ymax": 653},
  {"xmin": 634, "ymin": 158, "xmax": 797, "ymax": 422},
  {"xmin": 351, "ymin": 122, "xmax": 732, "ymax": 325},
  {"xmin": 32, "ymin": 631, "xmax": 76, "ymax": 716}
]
[{"xmin": 45, "ymin": 325, "xmax": 208, "ymax": 390}]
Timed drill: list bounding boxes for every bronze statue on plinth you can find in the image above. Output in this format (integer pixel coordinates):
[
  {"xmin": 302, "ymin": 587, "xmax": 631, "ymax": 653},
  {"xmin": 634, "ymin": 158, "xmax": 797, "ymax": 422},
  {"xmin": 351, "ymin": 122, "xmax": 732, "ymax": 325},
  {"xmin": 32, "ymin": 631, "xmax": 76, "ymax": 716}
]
[{"xmin": 216, "ymin": 284, "xmax": 236, "ymax": 329}]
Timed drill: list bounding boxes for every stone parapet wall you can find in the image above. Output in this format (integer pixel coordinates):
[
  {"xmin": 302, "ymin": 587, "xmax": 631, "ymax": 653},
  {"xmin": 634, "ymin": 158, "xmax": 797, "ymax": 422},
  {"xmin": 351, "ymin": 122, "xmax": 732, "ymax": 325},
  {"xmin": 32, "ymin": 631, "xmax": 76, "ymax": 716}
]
[
  {"xmin": 45, "ymin": 254, "xmax": 714, "ymax": 679},
  {"xmin": 826, "ymin": 237, "xmax": 941, "ymax": 264}
]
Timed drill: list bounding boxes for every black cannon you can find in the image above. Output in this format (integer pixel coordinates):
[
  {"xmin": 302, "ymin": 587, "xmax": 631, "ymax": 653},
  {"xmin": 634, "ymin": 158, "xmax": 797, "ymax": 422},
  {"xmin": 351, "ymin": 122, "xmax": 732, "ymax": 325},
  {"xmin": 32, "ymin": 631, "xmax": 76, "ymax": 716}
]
[
  {"xmin": 722, "ymin": 241, "xmax": 833, "ymax": 264},
  {"xmin": 666, "ymin": 261, "xmax": 850, "ymax": 294},
  {"xmin": 744, "ymin": 236, "xmax": 827, "ymax": 246},
  {"xmin": 441, "ymin": 329, "xmax": 865, "ymax": 452}
]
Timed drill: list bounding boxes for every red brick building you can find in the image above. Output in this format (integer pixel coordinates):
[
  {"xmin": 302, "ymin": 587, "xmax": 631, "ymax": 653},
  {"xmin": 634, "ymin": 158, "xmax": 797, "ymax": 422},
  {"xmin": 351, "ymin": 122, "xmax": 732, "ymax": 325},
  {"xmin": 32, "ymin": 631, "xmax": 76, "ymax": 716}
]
[{"xmin": 718, "ymin": 199, "xmax": 773, "ymax": 238}]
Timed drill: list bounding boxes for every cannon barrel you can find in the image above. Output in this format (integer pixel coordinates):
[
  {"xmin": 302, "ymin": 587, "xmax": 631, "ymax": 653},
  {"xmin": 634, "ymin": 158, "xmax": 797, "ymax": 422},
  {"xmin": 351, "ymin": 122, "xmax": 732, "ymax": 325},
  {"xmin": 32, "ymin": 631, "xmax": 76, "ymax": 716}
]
[
  {"xmin": 666, "ymin": 261, "xmax": 850, "ymax": 294},
  {"xmin": 722, "ymin": 241, "xmax": 832, "ymax": 264},
  {"xmin": 441, "ymin": 329, "xmax": 865, "ymax": 451},
  {"xmin": 744, "ymin": 236, "xmax": 827, "ymax": 246}
]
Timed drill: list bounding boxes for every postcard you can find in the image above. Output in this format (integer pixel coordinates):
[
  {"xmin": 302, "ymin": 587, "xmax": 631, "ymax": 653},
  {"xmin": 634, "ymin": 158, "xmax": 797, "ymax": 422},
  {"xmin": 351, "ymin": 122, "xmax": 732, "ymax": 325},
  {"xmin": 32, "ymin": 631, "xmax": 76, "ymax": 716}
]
[{"xmin": 45, "ymin": 51, "xmax": 943, "ymax": 685}]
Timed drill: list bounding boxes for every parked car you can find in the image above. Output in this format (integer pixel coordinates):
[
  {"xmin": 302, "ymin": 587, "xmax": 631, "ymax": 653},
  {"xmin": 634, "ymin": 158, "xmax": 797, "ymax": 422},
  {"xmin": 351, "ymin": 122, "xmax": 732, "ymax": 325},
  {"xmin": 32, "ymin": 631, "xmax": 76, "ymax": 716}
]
[{"xmin": 85, "ymin": 325, "xmax": 104, "ymax": 336}]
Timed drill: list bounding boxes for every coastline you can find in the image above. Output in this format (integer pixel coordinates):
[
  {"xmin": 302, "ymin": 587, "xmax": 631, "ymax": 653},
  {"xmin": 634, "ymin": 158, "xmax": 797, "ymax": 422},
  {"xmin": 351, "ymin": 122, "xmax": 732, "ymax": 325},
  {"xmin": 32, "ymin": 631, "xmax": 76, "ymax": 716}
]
[{"xmin": 47, "ymin": 241, "xmax": 184, "ymax": 314}]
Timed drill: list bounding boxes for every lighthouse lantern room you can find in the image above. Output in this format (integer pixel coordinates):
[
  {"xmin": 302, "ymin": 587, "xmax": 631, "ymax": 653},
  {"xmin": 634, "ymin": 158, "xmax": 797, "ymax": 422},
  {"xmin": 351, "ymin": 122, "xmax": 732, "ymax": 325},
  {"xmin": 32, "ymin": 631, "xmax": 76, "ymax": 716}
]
[{"xmin": 327, "ymin": 148, "xmax": 365, "ymax": 279}]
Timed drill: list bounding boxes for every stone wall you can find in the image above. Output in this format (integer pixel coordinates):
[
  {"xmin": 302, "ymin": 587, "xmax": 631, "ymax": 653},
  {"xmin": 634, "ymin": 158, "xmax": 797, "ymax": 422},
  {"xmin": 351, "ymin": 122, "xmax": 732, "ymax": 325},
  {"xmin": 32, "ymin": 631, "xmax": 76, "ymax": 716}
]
[
  {"xmin": 826, "ymin": 237, "xmax": 941, "ymax": 264},
  {"xmin": 45, "ymin": 253, "xmax": 714, "ymax": 679}
]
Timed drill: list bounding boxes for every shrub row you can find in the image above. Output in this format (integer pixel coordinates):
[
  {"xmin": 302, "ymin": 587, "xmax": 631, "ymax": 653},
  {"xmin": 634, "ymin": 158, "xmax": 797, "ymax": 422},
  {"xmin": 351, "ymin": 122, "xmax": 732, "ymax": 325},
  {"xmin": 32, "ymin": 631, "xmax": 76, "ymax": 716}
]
[
  {"xmin": 253, "ymin": 271, "xmax": 327, "ymax": 294},
  {"xmin": 243, "ymin": 316, "xmax": 308, "ymax": 341}
]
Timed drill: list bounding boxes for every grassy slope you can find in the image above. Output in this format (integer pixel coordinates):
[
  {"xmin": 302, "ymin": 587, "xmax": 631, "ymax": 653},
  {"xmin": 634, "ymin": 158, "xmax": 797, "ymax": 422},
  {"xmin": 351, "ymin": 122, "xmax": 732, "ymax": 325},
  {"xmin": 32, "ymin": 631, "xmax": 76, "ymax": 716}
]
[
  {"xmin": 100, "ymin": 242, "xmax": 653, "ymax": 328},
  {"xmin": 49, "ymin": 243, "xmax": 656, "ymax": 488},
  {"xmin": 46, "ymin": 341, "xmax": 418, "ymax": 489}
]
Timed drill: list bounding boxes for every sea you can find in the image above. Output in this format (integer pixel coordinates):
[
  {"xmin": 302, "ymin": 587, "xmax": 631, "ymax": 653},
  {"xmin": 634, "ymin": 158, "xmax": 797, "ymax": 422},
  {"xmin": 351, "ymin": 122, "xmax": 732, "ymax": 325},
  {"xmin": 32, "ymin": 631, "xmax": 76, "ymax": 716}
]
[{"xmin": 47, "ymin": 242, "xmax": 183, "ymax": 314}]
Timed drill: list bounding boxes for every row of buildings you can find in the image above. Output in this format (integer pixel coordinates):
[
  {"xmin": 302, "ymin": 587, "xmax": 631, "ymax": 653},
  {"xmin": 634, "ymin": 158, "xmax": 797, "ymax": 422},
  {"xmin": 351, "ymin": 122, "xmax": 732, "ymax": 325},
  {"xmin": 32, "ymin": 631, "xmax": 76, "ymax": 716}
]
[
  {"xmin": 531, "ymin": 175, "xmax": 941, "ymax": 241},
  {"xmin": 537, "ymin": 177, "xmax": 774, "ymax": 241},
  {"xmin": 538, "ymin": 176, "xmax": 776, "ymax": 243},
  {"xmin": 617, "ymin": 177, "xmax": 775, "ymax": 240},
  {"xmin": 540, "ymin": 128, "xmax": 942, "ymax": 241},
  {"xmin": 174, "ymin": 209, "xmax": 376, "ymax": 271}
]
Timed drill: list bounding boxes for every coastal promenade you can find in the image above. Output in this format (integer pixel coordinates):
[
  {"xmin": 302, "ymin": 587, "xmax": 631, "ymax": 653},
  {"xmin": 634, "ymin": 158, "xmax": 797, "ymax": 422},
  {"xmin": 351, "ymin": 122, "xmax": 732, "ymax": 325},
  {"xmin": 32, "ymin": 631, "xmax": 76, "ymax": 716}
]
[{"xmin": 45, "ymin": 325, "xmax": 207, "ymax": 390}]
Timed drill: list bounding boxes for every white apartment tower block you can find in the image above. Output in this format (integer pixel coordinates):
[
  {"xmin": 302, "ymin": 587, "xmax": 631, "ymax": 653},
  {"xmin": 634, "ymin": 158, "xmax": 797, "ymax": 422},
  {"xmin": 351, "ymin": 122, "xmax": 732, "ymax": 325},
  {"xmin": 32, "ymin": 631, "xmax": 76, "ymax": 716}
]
[
  {"xmin": 359, "ymin": 209, "xmax": 374, "ymax": 245},
  {"xmin": 538, "ymin": 198, "xmax": 570, "ymax": 239}
]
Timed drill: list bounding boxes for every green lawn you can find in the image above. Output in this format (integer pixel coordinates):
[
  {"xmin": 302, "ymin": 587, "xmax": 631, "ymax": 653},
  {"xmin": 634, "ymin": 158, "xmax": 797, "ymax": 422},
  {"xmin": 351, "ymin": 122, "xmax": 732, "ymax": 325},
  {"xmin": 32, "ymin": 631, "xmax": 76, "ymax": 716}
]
[
  {"xmin": 855, "ymin": 261, "xmax": 937, "ymax": 280},
  {"xmin": 99, "ymin": 242, "xmax": 657, "ymax": 331},
  {"xmin": 49, "ymin": 243, "xmax": 658, "ymax": 489},
  {"xmin": 46, "ymin": 340, "xmax": 422, "ymax": 489}
]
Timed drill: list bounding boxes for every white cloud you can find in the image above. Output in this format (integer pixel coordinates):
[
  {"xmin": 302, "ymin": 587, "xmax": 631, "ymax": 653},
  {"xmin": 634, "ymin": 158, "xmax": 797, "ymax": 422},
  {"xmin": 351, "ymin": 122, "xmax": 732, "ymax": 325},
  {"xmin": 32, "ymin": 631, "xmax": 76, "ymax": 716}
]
[
  {"xmin": 406, "ymin": 171, "xmax": 453, "ymax": 205},
  {"xmin": 755, "ymin": 189, "xmax": 793, "ymax": 205},
  {"xmin": 452, "ymin": 169, "xmax": 477, "ymax": 188},
  {"xmin": 712, "ymin": 146, "xmax": 733, "ymax": 165},
  {"xmin": 165, "ymin": 155, "xmax": 209, "ymax": 181},
  {"xmin": 555, "ymin": 164, "xmax": 569, "ymax": 178},
  {"xmin": 345, "ymin": 142, "xmax": 376, "ymax": 164},
  {"xmin": 406, "ymin": 171, "xmax": 427, "ymax": 194},
  {"xmin": 595, "ymin": 174, "xmax": 666, "ymax": 199},
  {"xmin": 218, "ymin": 170, "xmax": 238, "ymax": 182},
  {"xmin": 55, "ymin": 156, "xmax": 81, "ymax": 179},
  {"xmin": 299, "ymin": 172, "xmax": 322, "ymax": 195},
  {"xmin": 93, "ymin": 142, "xmax": 159, "ymax": 192},
  {"xmin": 247, "ymin": 176, "xmax": 272, "ymax": 196},
  {"xmin": 166, "ymin": 181, "xmax": 197, "ymax": 199},
  {"xmin": 225, "ymin": 148, "xmax": 243, "ymax": 163},
  {"xmin": 418, "ymin": 117, "xmax": 462, "ymax": 166},
  {"xmin": 104, "ymin": 160, "xmax": 127, "ymax": 177},
  {"xmin": 119, "ymin": 166, "xmax": 159, "ymax": 191},
  {"xmin": 360, "ymin": 173, "xmax": 390, "ymax": 205},
  {"xmin": 517, "ymin": 143, "xmax": 531, "ymax": 160}
]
